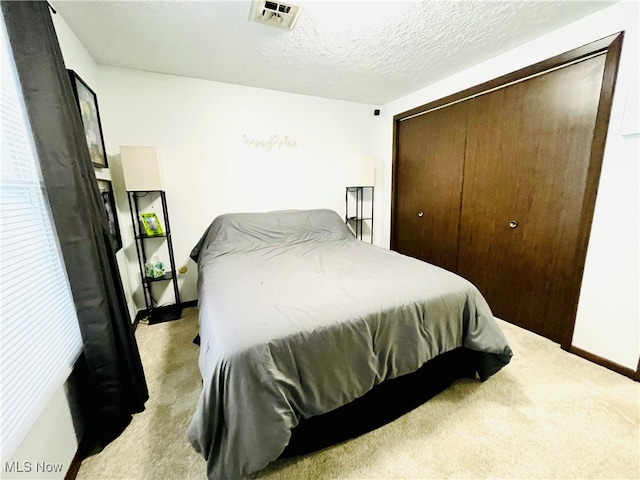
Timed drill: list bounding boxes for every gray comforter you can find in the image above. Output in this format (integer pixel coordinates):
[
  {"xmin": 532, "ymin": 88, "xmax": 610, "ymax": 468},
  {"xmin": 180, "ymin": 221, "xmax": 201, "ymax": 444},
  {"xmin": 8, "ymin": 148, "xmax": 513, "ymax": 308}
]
[{"xmin": 187, "ymin": 209, "xmax": 512, "ymax": 480}]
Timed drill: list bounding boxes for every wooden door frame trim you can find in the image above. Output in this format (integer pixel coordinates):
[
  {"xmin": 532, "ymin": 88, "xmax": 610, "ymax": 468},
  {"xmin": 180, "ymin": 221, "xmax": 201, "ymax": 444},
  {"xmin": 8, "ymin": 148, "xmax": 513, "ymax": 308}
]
[
  {"xmin": 392, "ymin": 32, "xmax": 622, "ymax": 124},
  {"xmin": 562, "ymin": 32, "xmax": 624, "ymax": 349},
  {"xmin": 391, "ymin": 31, "xmax": 625, "ymax": 353}
]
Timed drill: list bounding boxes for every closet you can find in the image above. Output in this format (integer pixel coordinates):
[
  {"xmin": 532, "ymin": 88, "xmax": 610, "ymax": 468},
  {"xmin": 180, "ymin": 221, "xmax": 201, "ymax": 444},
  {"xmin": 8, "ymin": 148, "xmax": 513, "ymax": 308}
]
[{"xmin": 391, "ymin": 34, "xmax": 623, "ymax": 348}]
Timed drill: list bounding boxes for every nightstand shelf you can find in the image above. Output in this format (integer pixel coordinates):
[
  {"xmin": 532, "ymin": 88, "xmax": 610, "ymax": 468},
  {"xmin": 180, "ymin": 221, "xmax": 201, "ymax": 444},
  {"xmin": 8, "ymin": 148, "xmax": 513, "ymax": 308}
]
[
  {"xmin": 127, "ymin": 190, "xmax": 182, "ymax": 324},
  {"xmin": 142, "ymin": 271, "xmax": 175, "ymax": 284},
  {"xmin": 136, "ymin": 232, "xmax": 170, "ymax": 239},
  {"xmin": 345, "ymin": 186, "xmax": 374, "ymax": 244}
]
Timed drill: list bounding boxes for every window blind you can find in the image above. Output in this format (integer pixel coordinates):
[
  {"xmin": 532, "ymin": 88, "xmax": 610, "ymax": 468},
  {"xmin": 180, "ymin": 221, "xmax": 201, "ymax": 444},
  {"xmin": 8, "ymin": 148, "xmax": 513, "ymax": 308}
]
[{"xmin": 0, "ymin": 17, "xmax": 83, "ymax": 459}]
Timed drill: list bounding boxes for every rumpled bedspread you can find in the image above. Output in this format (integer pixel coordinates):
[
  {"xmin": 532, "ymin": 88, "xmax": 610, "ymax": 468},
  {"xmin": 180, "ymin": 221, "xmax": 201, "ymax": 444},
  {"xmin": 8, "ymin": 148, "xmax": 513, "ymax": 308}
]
[{"xmin": 187, "ymin": 209, "xmax": 512, "ymax": 479}]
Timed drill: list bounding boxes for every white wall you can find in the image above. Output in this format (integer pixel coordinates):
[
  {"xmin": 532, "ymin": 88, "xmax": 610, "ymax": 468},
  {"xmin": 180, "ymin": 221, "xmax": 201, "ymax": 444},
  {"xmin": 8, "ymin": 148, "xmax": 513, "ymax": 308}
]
[
  {"xmin": 4, "ymin": 385, "xmax": 77, "ymax": 480},
  {"xmin": 377, "ymin": 1, "xmax": 639, "ymax": 370},
  {"xmin": 96, "ymin": 66, "xmax": 380, "ymax": 306}
]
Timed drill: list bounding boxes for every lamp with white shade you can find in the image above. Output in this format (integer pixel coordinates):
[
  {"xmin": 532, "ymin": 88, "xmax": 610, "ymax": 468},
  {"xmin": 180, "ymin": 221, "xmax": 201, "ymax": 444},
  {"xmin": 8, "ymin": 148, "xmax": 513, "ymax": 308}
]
[
  {"xmin": 345, "ymin": 156, "xmax": 375, "ymax": 187},
  {"xmin": 120, "ymin": 145, "xmax": 165, "ymax": 191}
]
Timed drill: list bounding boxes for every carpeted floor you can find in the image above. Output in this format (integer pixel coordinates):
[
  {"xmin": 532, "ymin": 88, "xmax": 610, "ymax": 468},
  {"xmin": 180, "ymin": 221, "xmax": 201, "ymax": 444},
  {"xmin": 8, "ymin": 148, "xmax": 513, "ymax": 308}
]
[{"xmin": 76, "ymin": 307, "xmax": 639, "ymax": 479}]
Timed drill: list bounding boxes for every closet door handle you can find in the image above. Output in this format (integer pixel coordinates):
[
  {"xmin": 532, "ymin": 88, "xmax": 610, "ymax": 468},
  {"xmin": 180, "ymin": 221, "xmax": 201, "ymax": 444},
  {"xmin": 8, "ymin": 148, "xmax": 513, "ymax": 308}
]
[
  {"xmin": 509, "ymin": 220, "xmax": 519, "ymax": 229},
  {"xmin": 417, "ymin": 212, "xmax": 424, "ymax": 217}
]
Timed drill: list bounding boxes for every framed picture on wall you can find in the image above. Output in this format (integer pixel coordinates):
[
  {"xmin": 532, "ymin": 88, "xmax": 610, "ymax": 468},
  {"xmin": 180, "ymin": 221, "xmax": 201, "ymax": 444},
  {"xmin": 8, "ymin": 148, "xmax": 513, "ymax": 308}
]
[
  {"xmin": 97, "ymin": 179, "xmax": 122, "ymax": 252},
  {"xmin": 68, "ymin": 69, "xmax": 108, "ymax": 168}
]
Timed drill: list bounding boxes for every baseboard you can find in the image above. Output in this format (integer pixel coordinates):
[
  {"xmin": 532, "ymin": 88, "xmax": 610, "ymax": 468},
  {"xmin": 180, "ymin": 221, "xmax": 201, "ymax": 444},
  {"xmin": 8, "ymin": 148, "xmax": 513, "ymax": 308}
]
[
  {"xmin": 570, "ymin": 346, "xmax": 638, "ymax": 381},
  {"xmin": 182, "ymin": 300, "xmax": 197, "ymax": 309},
  {"xmin": 132, "ymin": 309, "xmax": 146, "ymax": 330},
  {"xmin": 64, "ymin": 449, "xmax": 81, "ymax": 480},
  {"xmin": 64, "ymin": 436, "xmax": 90, "ymax": 480}
]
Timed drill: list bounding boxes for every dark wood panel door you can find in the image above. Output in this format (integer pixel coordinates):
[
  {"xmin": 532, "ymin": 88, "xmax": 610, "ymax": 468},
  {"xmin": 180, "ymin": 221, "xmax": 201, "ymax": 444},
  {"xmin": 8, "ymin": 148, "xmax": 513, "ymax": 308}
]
[
  {"xmin": 393, "ymin": 101, "xmax": 468, "ymax": 271},
  {"xmin": 457, "ymin": 55, "xmax": 607, "ymax": 344}
]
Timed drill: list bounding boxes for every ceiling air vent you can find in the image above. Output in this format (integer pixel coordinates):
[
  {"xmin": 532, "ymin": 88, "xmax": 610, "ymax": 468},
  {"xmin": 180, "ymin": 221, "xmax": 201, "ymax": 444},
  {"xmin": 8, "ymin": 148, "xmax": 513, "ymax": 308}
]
[{"xmin": 249, "ymin": 0, "xmax": 302, "ymax": 30}]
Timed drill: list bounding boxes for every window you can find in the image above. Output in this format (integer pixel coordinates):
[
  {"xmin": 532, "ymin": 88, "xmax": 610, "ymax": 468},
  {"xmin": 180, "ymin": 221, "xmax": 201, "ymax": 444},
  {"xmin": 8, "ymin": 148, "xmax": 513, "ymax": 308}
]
[{"xmin": 0, "ymin": 16, "xmax": 83, "ymax": 458}]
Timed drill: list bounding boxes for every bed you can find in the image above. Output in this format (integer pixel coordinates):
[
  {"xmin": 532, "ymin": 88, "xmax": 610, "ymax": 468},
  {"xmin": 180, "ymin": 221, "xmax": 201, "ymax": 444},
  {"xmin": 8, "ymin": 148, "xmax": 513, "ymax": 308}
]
[{"xmin": 187, "ymin": 209, "xmax": 513, "ymax": 480}]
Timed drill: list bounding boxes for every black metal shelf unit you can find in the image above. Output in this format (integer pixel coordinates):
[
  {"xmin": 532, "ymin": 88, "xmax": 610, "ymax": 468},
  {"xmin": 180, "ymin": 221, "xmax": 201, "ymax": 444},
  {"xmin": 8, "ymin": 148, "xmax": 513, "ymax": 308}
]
[
  {"xmin": 345, "ymin": 186, "xmax": 374, "ymax": 243},
  {"xmin": 127, "ymin": 190, "xmax": 182, "ymax": 324}
]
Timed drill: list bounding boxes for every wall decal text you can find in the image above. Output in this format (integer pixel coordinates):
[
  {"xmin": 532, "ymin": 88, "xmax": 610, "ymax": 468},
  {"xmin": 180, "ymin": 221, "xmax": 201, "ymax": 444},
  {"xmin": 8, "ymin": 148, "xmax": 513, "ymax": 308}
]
[{"xmin": 242, "ymin": 134, "xmax": 298, "ymax": 151}]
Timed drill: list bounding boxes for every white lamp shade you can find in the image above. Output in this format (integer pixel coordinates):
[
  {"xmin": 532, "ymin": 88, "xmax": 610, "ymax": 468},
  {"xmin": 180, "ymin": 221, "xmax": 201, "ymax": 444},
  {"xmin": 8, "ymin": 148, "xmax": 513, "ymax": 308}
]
[
  {"xmin": 345, "ymin": 156, "xmax": 375, "ymax": 187},
  {"xmin": 120, "ymin": 145, "xmax": 164, "ymax": 191}
]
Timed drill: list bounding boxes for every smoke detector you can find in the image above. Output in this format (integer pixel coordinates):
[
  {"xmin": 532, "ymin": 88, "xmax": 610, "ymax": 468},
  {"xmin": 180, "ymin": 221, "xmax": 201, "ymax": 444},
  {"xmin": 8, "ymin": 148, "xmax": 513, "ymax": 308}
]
[{"xmin": 249, "ymin": 1, "xmax": 302, "ymax": 30}]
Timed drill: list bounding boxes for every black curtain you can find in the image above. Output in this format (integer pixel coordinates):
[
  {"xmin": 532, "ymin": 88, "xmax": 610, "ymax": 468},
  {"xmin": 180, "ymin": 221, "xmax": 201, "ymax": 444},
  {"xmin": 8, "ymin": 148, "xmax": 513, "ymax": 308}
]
[{"xmin": 2, "ymin": 1, "xmax": 148, "ymax": 453}]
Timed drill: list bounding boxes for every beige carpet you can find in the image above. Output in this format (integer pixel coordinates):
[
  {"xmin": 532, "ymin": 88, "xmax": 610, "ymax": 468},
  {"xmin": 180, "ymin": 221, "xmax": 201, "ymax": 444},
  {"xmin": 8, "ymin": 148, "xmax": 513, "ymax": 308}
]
[{"xmin": 77, "ymin": 307, "xmax": 639, "ymax": 479}]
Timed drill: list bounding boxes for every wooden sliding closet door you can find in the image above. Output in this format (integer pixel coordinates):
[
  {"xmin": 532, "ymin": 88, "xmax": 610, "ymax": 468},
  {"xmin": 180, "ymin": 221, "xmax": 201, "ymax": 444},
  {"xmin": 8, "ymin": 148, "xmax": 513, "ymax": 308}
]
[
  {"xmin": 457, "ymin": 55, "xmax": 607, "ymax": 344},
  {"xmin": 394, "ymin": 101, "xmax": 468, "ymax": 272}
]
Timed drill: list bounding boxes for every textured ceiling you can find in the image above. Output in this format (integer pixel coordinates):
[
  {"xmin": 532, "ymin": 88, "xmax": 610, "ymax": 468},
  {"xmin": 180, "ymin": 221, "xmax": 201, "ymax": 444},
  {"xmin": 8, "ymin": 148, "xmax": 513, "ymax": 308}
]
[{"xmin": 52, "ymin": 1, "xmax": 617, "ymax": 105}]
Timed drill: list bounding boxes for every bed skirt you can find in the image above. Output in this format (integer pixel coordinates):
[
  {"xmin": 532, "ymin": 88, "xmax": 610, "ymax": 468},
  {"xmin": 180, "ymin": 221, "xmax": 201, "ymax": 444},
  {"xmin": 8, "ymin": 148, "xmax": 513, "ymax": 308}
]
[{"xmin": 281, "ymin": 347, "xmax": 477, "ymax": 457}]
